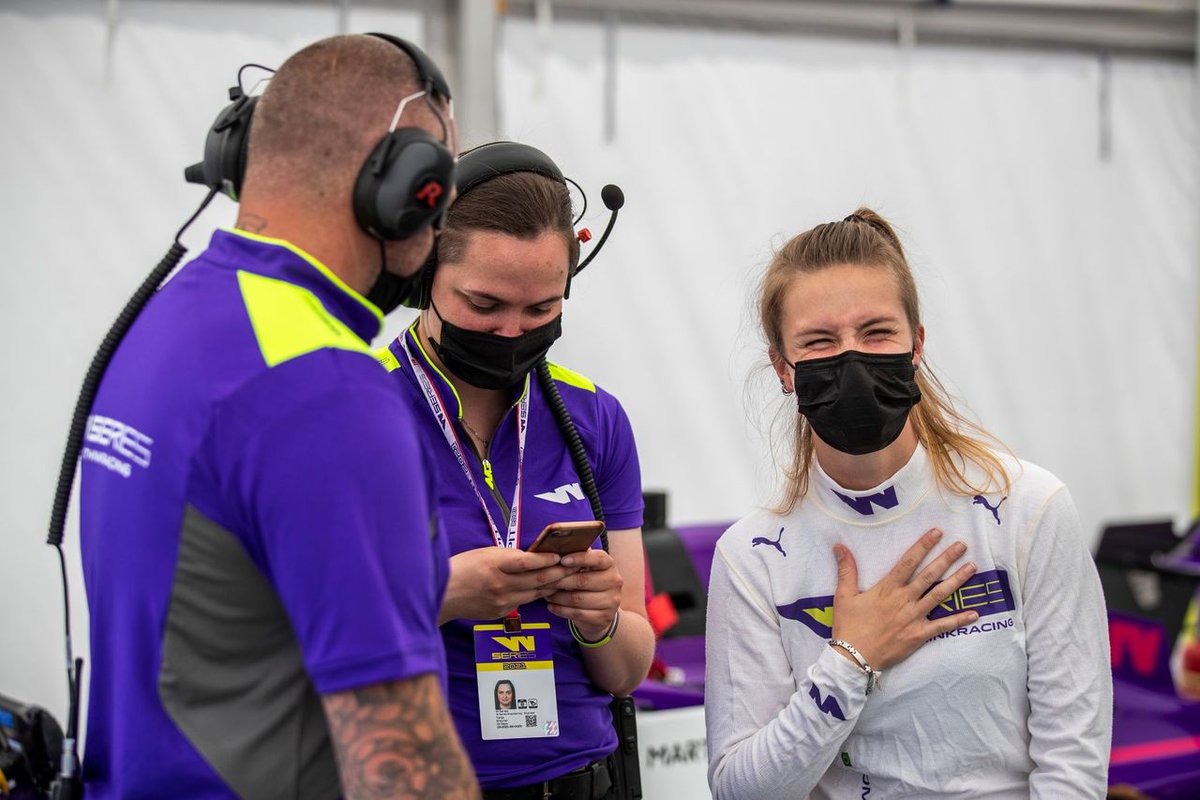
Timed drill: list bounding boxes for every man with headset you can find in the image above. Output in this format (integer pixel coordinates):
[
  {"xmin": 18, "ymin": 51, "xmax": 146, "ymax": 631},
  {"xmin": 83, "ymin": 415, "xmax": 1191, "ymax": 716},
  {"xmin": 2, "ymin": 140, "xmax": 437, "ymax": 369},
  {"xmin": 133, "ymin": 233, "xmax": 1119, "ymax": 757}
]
[{"xmin": 78, "ymin": 34, "xmax": 479, "ymax": 799}]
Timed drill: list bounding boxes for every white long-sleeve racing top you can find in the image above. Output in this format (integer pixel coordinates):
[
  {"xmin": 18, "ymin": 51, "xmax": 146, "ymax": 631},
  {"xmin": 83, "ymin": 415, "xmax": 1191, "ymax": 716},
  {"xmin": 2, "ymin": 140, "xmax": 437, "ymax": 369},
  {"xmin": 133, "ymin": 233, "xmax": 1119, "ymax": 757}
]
[{"xmin": 705, "ymin": 445, "xmax": 1112, "ymax": 799}]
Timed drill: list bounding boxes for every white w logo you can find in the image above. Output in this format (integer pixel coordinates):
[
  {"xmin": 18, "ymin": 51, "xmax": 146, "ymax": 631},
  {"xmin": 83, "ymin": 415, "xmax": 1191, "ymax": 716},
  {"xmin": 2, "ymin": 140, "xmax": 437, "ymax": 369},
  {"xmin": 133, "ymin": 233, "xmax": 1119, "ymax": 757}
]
[{"xmin": 534, "ymin": 482, "xmax": 585, "ymax": 505}]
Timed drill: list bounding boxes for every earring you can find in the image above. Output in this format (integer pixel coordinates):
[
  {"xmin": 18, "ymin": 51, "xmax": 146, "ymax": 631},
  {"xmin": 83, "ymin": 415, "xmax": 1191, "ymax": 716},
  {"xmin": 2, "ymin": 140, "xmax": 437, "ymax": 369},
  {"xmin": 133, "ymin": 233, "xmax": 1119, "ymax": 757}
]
[{"xmin": 780, "ymin": 379, "xmax": 794, "ymax": 396}]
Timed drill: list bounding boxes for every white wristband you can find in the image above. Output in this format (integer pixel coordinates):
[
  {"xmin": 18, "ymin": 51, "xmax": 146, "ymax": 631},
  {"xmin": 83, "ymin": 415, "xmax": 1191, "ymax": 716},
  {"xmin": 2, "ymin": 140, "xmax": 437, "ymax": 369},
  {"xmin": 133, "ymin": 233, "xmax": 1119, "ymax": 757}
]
[{"xmin": 829, "ymin": 639, "xmax": 882, "ymax": 695}]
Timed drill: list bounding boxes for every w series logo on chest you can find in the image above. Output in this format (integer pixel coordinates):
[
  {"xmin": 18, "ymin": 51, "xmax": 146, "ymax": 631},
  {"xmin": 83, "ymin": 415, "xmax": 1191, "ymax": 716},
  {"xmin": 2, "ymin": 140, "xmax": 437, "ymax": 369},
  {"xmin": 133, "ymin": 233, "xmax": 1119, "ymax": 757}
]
[
  {"xmin": 534, "ymin": 482, "xmax": 584, "ymax": 504},
  {"xmin": 777, "ymin": 569, "xmax": 1016, "ymax": 639}
]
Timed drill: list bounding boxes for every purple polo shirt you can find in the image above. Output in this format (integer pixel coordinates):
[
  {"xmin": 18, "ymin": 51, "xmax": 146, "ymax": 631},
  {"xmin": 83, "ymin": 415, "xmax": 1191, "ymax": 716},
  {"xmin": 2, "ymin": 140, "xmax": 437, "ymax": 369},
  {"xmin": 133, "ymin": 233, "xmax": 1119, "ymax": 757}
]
[
  {"xmin": 80, "ymin": 229, "xmax": 449, "ymax": 799},
  {"xmin": 380, "ymin": 326, "xmax": 644, "ymax": 788}
]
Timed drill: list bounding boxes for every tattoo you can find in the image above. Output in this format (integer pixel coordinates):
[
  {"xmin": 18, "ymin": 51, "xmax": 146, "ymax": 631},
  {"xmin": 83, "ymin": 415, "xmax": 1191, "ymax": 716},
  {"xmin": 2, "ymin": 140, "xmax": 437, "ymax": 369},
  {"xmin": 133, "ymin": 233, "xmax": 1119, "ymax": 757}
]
[
  {"xmin": 322, "ymin": 673, "xmax": 480, "ymax": 800},
  {"xmin": 238, "ymin": 213, "xmax": 268, "ymax": 233}
]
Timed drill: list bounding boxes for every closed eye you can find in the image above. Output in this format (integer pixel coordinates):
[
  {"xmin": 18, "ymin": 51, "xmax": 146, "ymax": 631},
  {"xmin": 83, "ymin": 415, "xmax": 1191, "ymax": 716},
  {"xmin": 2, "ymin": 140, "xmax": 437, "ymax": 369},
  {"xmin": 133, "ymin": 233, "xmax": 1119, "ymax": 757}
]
[{"xmin": 467, "ymin": 299, "xmax": 498, "ymax": 313}]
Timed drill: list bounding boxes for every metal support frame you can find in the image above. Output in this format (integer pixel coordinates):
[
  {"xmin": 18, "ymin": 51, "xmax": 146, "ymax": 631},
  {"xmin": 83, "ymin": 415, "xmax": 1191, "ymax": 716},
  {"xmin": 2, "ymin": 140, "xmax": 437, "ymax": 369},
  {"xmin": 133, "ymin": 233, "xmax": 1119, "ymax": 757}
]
[
  {"xmin": 502, "ymin": 0, "xmax": 1196, "ymax": 60},
  {"xmin": 1192, "ymin": 0, "xmax": 1200, "ymax": 518},
  {"xmin": 424, "ymin": 0, "xmax": 497, "ymax": 145},
  {"xmin": 108, "ymin": 0, "xmax": 1195, "ymax": 59}
]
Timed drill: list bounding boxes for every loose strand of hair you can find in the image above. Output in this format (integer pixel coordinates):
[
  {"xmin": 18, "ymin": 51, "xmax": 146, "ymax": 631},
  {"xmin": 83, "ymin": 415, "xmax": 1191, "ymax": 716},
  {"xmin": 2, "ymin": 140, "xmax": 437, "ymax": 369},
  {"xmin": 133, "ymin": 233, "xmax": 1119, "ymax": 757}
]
[{"xmin": 912, "ymin": 368, "xmax": 1013, "ymax": 496}]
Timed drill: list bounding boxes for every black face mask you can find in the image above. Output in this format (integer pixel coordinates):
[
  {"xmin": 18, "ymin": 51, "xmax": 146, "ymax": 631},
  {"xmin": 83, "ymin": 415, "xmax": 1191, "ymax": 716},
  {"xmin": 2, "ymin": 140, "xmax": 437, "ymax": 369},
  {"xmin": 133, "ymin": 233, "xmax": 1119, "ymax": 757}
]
[
  {"xmin": 365, "ymin": 265, "xmax": 426, "ymax": 315},
  {"xmin": 792, "ymin": 350, "xmax": 921, "ymax": 456},
  {"xmin": 430, "ymin": 303, "xmax": 563, "ymax": 390},
  {"xmin": 365, "ymin": 239, "xmax": 433, "ymax": 315}
]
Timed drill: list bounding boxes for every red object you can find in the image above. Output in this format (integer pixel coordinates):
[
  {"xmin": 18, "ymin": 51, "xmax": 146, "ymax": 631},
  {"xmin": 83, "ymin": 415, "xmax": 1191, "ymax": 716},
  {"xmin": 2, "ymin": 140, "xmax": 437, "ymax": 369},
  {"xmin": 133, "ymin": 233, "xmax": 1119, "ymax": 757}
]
[
  {"xmin": 647, "ymin": 591, "xmax": 679, "ymax": 637},
  {"xmin": 1183, "ymin": 640, "xmax": 1200, "ymax": 672},
  {"xmin": 646, "ymin": 656, "xmax": 669, "ymax": 681},
  {"xmin": 642, "ymin": 544, "xmax": 677, "ymax": 680},
  {"xmin": 577, "ymin": 227, "xmax": 593, "ymax": 243},
  {"xmin": 415, "ymin": 180, "xmax": 443, "ymax": 208},
  {"xmin": 1111, "ymin": 735, "xmax": 1200, "ymax": 766},
  {"xmin": 1110, "ymin": 617, "xmax": 1165, "ymax": 677},
  {"xmin": 1177, "ymin": 639, "xmax": 1200, "ymax": 699}
]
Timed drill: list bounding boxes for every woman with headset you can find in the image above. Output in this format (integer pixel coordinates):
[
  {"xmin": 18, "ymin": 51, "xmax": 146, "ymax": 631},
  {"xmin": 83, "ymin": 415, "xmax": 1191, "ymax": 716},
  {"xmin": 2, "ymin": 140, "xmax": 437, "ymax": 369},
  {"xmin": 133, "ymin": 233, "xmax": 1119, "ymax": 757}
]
[
  {"xmin": 704, "ymin": 209, "xmax": 1112, "ymax": 798},
  {"xmin": 377, "ymin": 141, "xmax": 653, "ymax": 800}
]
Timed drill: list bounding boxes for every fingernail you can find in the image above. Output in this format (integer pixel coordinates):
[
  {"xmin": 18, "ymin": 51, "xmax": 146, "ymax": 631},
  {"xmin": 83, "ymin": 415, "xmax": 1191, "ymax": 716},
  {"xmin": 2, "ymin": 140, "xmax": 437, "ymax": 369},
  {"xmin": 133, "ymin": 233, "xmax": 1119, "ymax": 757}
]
[
  {"xmin": 833, "ymin": 544, "xmax": 844, "ymax": 562},
  {"xmin": 929, "ymin": 529, "xmax": 943, "ymax": 541},
  {"xmin": 967, "ymin": 611, "xmax": 979, "ymax": 622},
  {"xmin": 561, "ymin": 555, "xmax": 575, "ymax": 567},
  {"xmin": 953, "ymin": 541, "xmax": 967, "ymax": 555},
  {"xmin": 965, "ymin": 561, "xmax": 977, "ymax": 574}
]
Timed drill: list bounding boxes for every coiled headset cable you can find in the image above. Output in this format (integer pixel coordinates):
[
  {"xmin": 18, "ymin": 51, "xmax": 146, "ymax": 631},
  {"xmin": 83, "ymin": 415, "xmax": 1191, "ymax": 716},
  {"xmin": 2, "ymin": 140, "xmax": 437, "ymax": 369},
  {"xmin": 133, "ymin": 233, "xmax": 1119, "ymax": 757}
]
[
  {"xmin": 535, "ymin": 359, "xmax": 608, "ymax": 551},
  {"xmin": 532, "ymin": 182, "xmax": 625, "ymax": 547},
  {"xmin": 44, "ymin": 188, "xmax": 219, "ymax": 800}
]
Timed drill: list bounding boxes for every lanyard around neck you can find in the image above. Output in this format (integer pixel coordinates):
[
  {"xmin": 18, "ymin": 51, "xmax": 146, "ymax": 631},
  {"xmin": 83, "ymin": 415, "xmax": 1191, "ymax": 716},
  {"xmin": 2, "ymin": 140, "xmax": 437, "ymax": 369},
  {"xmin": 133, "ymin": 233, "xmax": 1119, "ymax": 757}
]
[{"xmin": 398, "ymin": 333, "xmax": 530, "ymax": 549}]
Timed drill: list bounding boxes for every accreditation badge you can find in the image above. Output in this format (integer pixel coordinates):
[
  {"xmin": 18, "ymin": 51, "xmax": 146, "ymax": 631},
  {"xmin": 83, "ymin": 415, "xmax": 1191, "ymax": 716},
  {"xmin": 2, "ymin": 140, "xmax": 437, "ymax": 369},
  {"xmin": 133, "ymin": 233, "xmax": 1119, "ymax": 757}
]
[{"xmin": 474, "ymin": 622, "xmax": 560, "ymax": 740}]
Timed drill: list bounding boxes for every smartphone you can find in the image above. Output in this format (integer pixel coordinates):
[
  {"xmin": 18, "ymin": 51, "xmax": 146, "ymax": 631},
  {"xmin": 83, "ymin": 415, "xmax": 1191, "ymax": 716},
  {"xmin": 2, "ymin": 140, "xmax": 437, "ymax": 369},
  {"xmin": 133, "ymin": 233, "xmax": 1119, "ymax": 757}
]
[{"xmin": 527, "ymin": 520, "xmax": 606, "ymax": 555}]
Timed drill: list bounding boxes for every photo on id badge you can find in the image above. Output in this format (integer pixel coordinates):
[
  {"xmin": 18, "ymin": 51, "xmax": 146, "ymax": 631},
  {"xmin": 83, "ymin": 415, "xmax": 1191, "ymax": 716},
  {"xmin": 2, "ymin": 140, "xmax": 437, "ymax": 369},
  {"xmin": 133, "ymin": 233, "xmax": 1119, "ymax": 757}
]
[{"xmin": 475, "ymin": 621, "xmax": 560, "ymax": 739}]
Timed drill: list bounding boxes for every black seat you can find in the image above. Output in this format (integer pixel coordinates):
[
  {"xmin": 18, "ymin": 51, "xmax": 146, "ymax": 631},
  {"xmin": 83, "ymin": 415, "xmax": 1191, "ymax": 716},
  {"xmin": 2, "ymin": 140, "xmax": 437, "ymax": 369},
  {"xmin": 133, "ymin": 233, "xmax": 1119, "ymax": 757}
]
[{"xmin": 641, "ymin": 491, "xmax": 708, "ymax": 638}]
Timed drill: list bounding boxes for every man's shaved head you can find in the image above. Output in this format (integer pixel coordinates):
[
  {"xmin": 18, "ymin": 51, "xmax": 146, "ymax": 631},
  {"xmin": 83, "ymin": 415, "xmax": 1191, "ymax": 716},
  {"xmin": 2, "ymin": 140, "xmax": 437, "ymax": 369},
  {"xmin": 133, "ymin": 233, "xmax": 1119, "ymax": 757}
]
[{"xmin": 243, "ymin": 34, "xmax": 442, "ymax": 205}]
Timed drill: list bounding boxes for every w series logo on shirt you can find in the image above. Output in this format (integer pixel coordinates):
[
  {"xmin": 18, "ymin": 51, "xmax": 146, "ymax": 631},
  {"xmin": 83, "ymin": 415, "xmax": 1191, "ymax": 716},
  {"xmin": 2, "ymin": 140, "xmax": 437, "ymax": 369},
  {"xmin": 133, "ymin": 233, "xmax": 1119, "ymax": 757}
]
[
  {"xmin": 832, "ymin": 486, "xmax": 898, "ymax": 516},
  {"xmin": 81, "ymin": 415, "xmax": 153, "ymax": 478},
  {"xmin": 535, "ymin": 482, "xmax": 584, "ymax": 504},
  {"xmin": 777, "ymin": 569, "xmax": 1016, "ymax": 639},
  {"xmin": 808, "ymin": 684, "xmax": 845, "ymax": 721}
]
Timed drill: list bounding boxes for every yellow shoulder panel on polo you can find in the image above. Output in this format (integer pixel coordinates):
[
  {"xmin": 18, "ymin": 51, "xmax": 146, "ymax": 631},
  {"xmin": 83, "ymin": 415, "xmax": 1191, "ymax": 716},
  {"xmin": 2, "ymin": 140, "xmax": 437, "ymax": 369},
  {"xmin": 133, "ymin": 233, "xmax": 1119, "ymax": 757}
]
[
  {"xmin": 237, "ymin": 270, "xmax": 370, "ymax": 367},
  {"xmin": 546, "ymin": 361, "xmax": 596, "ymax": 393},
  {"xmin": 375, "ymin": 345, "xmax": 402, "ymax": 373}
]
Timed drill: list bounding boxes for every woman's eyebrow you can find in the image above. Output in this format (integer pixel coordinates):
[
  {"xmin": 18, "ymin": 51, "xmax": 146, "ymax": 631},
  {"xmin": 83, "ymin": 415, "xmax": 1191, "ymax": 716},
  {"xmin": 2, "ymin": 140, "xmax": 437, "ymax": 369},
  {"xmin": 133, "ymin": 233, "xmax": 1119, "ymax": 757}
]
[
  {"xmin": 456, "ymin": 289, "xmax": 561, "ymax": 307},
  {"xmin": 857, "ymin": 315, "xmax": 900, "ymax": 329},
  {"xmin": 792, "ymin": 325, "xmax": 836, "ymax": 339},
  {"xmin": 457, "ymin": 288, "xmax": 504, "ymax": 303}
]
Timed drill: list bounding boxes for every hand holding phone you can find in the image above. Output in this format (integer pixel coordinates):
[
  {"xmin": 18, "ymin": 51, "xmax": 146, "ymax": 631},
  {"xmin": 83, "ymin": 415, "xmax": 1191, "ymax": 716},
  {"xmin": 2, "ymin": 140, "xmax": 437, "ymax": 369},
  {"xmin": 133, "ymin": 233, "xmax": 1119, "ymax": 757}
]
[{"xmin": 527, "ymin": 520, "xmax": 605, "ymax": 555}]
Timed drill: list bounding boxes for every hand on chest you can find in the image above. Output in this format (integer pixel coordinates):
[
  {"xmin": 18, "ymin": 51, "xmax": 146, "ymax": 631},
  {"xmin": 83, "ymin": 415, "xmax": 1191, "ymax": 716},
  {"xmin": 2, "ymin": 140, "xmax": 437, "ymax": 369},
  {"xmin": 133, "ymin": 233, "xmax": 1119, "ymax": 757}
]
[{"xmin": 769, "ymin": 512, "xmax": 1022, "ymax": 659}]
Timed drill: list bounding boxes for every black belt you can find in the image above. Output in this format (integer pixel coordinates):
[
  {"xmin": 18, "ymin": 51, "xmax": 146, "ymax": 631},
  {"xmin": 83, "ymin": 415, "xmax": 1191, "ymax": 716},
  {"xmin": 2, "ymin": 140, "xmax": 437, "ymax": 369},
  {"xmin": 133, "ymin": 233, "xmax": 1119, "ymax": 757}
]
[{"xmin": 482, "ymin": 756, "xmax": 614, "ymax": 800}]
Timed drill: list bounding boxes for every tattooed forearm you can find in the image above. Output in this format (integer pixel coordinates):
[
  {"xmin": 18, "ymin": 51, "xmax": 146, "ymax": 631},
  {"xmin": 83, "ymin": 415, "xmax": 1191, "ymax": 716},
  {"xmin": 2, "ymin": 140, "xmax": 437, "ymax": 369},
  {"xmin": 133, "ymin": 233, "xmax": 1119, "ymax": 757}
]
[{"xmin": 322, "ymin": 673, "xmax": 480, "ymax": 800}]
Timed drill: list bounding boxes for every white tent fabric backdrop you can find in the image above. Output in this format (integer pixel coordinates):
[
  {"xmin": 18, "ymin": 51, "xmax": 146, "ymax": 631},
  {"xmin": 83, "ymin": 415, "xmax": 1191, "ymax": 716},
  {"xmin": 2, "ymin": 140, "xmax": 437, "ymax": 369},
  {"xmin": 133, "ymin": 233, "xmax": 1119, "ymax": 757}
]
[{"xmin": 1, "ymin": 0, "xmax": 1195, "ymax": 726}]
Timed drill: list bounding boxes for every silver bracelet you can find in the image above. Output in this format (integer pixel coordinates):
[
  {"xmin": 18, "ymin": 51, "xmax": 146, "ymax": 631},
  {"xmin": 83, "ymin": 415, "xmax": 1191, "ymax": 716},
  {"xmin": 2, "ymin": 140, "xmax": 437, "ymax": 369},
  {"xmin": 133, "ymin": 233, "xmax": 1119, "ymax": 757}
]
[{"xmin": 829, "ymin": 639, "xmax": 882, "ymax": 695}]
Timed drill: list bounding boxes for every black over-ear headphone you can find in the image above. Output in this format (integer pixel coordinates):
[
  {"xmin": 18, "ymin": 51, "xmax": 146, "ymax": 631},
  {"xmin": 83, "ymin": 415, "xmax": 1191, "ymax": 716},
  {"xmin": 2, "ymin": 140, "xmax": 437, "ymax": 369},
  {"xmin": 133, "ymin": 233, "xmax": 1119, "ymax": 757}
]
[
  {"xmin": 412, "ymin": 140, "xmax": 624, "ymax": 309},
  {"xmin": 184, "ymin": 32, "xmax": 456, "ymax": 241}
]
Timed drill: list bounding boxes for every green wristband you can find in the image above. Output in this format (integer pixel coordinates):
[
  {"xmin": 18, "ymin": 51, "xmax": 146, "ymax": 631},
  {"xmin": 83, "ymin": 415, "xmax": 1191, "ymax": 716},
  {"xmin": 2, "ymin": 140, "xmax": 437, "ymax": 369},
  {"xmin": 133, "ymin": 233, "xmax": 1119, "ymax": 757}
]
[{"xmin": 569, "ymin": 609, "xmax": 621, "ymax": 648}]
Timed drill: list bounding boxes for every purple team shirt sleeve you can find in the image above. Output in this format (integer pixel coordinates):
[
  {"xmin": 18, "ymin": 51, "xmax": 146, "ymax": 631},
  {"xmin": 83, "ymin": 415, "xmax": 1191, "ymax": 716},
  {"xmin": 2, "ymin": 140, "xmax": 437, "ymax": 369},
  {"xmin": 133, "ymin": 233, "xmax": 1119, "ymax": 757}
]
[
  {"xmin": 227, "ymin": 355, "xmax": 445, "ymax": 694},
  {"xmin": 594, "ymin": 387, "xmax": 643, "ymax": 531}
]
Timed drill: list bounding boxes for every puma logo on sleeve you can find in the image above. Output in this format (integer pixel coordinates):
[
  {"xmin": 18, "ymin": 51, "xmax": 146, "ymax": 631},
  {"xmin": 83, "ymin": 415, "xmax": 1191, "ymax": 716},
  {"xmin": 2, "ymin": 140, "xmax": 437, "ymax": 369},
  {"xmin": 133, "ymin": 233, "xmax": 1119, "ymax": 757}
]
[{"xmin": 752, "ymin": 527, "xmax": 787, "ymax": 557}]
